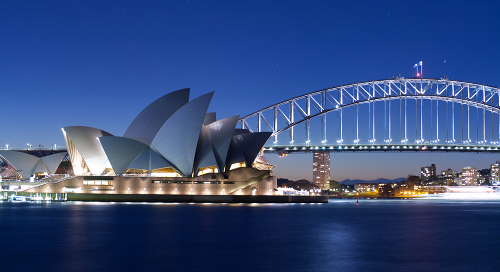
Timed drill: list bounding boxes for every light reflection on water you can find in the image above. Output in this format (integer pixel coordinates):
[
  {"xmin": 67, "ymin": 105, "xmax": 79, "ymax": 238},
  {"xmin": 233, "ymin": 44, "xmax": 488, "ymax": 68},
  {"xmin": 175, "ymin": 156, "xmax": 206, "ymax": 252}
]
[{"xmin": 0, "ymin": 199, "xmax": 499, "ymax": 272}]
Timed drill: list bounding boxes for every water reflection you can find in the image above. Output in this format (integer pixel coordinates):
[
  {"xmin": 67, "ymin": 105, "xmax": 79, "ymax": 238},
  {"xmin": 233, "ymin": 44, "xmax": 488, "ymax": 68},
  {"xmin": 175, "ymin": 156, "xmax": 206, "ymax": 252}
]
[{"xmin": 0, "ymin": 200, "xmax": 499, "ymax": 271}]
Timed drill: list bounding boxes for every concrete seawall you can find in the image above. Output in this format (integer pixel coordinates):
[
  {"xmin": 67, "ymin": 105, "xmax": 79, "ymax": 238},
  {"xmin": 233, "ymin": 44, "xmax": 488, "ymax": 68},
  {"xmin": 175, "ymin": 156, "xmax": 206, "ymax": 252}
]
[
  {"xmin": 66, "ymin": 194, "xmax": 327, "ymax": 203},
  {"xmin": 13, "ymin": 192, "xmax": 327, "ymax": 203}
]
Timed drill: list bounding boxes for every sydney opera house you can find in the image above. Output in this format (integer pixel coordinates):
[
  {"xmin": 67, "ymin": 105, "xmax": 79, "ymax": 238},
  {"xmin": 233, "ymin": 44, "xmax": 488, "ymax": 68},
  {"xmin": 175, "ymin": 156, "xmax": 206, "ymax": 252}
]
[{"xmin": 1, "ymin": 89, "xmax": 278, "ymax": 198}]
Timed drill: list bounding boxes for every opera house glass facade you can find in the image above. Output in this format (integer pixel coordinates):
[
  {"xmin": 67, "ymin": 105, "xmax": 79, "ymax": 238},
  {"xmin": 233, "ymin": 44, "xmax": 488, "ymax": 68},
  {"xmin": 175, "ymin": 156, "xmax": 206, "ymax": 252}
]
[{"xmin": 22, "ymin": 88, "xmax": 277, "ymax": 196}]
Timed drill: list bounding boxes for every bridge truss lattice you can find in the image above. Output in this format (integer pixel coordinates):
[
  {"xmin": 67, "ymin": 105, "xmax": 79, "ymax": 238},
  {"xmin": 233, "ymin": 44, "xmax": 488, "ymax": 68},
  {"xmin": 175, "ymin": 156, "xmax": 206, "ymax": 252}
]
[{"xmin": 239, "ymin": 78, "xmax": 500, "ymax": 153}]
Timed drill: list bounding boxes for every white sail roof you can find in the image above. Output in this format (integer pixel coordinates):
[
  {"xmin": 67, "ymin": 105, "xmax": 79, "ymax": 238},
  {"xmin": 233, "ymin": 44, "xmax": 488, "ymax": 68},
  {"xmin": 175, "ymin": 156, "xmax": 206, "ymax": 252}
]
[
  {"xmin": 99, "ymin": 136, "xmax": 150, "ymax": 175},
  {"xmin": 41, "ymin": 152, "xmax": 67, "ymax": 174},
  {"xmin": 62, "ymin": 126, "xmax": 112, "ymax": 175},
  {"xmin": 151, "ymin": 92, "xmax": 214, "ymax": 177},
  {"xmin": 195, "ymin": 115, "xmax": 239, "ymax": 174},
  {"xmin": 124, "ymin": 88, "xmax": 190, "ymax": 146},
  {"xmin": 226, "ymin": 132, "xmax": 272, "ymax": 169},
  {"xmin": 0, "ymin": 150, "xmax": 44, "ymax": 180}
]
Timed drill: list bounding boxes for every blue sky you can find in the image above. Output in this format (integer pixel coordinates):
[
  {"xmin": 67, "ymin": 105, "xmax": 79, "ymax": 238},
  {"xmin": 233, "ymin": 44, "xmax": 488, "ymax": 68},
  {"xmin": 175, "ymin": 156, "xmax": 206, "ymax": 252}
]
[{"xmin": 1, "ymin": 1, "xmax": 499, "ymax": 181}]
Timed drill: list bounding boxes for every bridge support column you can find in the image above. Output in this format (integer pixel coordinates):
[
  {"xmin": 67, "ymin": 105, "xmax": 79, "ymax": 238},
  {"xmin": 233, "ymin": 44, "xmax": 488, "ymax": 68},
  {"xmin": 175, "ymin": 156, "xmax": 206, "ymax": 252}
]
[{"xmin": 321, "ymin": 114, "xmax": 326, "ymax": 143}]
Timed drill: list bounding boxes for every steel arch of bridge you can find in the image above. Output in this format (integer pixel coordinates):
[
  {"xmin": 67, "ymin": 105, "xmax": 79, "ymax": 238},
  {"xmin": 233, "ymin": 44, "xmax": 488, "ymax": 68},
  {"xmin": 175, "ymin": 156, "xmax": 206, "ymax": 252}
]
[{"xmin": 238, "ymin": 78, "xmax": 500, "ymax": 153}]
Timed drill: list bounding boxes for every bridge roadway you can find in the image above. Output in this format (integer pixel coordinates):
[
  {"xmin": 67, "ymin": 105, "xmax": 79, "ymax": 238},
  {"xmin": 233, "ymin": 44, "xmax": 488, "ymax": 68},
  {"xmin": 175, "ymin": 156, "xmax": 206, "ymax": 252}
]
[
  {"xmin": 6, "ymin": 143, "xmax": 500, "ymax": 157},
  {"xmin": 264, "ymin": 143, "xmax": 500, "ymax": 154}
]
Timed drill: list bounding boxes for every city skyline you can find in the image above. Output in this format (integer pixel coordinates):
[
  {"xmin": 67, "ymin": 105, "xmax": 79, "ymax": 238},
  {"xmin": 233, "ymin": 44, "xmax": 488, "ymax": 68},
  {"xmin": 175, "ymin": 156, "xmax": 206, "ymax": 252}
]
[{"xmin": 1, "ymin": 1, "xmax": 499, "ymax": 182}]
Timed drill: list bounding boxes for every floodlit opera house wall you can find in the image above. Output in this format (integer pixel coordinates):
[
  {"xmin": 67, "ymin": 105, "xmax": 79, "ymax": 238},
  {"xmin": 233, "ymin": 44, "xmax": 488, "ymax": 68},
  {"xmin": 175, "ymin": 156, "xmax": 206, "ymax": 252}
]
[{"xmin": 24, "ymin": 88, "xmax": 276, "ymax": 196}]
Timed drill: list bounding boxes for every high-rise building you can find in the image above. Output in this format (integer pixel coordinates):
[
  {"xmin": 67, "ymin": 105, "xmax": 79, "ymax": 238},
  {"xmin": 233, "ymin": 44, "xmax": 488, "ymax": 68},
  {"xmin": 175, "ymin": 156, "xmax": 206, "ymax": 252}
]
[
  {"xmin": 462, "ymin": 166, "xmax": 478, "ymax": 186},
  {"xmin": 313, "ymin": 151, "xmax": 330, "ymax": 190},
  {"xmin": 421, "ymin": 163, "xmax": 436, "ymax": 182},
  {"xmin": 440, "ymin": 168, "xmax": 458, "ymax": 185},
  {"xmin": 490, "ymin": 161, "xmax": 500, "ymax": 185}
]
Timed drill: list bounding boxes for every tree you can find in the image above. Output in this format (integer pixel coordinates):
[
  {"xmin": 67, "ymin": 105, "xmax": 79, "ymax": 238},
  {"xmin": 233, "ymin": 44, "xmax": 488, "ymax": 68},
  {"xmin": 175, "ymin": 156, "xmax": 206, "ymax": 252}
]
[
  {"xmin": 329, "ymin": 180, "xmax": 342, "ymax": 191},
  {"xmin": 478, "ymin": 169, "xmax": 491, "ymax": 186},
  {"xmin": 378, "ymin": 183, "xmax": 393, "ymax": 198},
  {"xmin": 479, "ymin": 168, "xmax": 490, "ymax": 176},
  {"xmin": 403, "ymin": 175, "xmax": 421, "ymax": 189},
  {"xmin": 277, "ymin": 178, "xmax": 292, "ymax": 187},
  {"xmin": 482, "ymin": 180, "xmax": 492, "ymax": 186}
]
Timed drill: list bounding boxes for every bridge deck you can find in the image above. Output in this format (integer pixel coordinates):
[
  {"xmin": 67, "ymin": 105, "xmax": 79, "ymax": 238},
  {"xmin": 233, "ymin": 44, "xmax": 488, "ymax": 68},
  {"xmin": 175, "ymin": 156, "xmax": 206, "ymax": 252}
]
[
  {"xmin": 265, "ymin": 144, "xmax": 500, "ymax": 154},
  {"xmin": 1, "ymin": 149, "xmax": 67, "ymax": 157}
]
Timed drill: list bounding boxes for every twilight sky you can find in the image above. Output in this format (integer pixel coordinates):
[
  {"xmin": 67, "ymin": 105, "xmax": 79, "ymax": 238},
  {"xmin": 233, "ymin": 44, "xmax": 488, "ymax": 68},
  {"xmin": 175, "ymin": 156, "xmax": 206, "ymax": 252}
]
[{"xmin": 1, "ymin": 1, "xmax": 499, "ymax": 181}]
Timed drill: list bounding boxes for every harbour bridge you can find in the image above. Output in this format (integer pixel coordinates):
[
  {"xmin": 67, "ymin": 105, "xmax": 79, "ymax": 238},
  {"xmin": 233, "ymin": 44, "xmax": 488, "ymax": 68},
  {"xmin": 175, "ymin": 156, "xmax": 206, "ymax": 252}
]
[{"xmin": 239, "ymin": 78, "xmax": 500, "ymax": 154}]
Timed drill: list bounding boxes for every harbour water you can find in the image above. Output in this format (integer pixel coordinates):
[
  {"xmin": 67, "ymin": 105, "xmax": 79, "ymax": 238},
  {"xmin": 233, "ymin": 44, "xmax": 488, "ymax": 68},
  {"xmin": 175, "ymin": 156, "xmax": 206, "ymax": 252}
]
[{"xmin": 1, "ymin": 199, "xmax": 499, "ymax": 271}]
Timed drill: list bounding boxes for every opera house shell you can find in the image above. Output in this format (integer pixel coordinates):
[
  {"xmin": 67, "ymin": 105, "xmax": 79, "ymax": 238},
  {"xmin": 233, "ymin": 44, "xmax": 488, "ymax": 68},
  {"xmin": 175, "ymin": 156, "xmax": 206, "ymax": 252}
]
[
  {"xmin": 20, "ymin": 88, "xmax": 277, "ymax": 197},
  {"xmin": 62, "ymin": 88, "xmax": 272, "ymax": 177},
  {"xmin": 0, "ymin": 151, "xmax": 66, "ymax": 180}
]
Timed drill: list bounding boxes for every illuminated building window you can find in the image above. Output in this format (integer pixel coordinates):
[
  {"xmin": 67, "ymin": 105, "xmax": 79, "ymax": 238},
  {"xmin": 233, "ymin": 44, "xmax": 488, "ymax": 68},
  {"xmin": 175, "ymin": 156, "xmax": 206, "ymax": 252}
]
[
  {"xmin": 90, "ymin": 188, "xmax": 115, "ymax": 191},
  {"xmin": 83, "ymin": 180, "xmax": 113, "ymax": 186}
]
